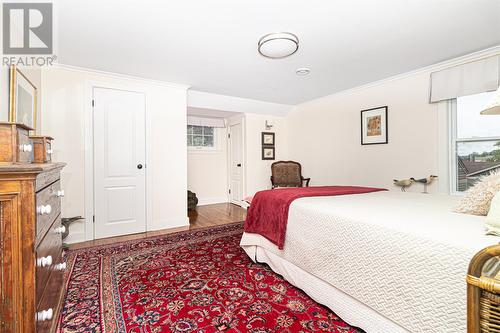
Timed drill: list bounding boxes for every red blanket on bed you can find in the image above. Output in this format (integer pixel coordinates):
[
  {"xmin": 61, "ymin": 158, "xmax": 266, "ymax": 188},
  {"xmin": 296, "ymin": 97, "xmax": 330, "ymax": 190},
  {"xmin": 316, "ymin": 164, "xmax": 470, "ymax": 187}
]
[{"xmin": 244, "ymin": 186, "xmax": 386, "ymax": 249}]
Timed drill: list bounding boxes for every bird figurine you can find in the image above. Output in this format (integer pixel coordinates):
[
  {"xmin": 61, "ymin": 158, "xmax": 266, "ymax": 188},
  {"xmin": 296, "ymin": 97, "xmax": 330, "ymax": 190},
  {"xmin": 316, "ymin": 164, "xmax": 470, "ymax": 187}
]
[
  {"xmin": 393, "ymin": 178, "xmax": 414, "ymax": 192},
  {"xmin": 410, "ymin": 175, "xmax": 438, "ymax": 194}
]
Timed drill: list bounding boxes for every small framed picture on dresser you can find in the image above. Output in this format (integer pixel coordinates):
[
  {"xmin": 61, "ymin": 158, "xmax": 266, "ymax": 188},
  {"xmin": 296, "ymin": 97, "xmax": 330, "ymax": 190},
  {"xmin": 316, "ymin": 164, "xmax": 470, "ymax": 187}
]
[
  {"xmin": 361, "ymin": 106, "xmax": 388, "ymax": 145},
  {"xmin": 262, "ymin": 146, "xmax": 275, "ymax": 160}
]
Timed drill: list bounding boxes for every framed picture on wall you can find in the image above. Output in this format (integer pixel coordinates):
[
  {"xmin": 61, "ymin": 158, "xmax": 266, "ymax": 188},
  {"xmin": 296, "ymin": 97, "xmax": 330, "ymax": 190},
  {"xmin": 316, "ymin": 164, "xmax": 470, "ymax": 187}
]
[
  {"xmin": 262, "ymin": 132, "xmax": 275, "ymax": 146},
  {"xmin": 9, "ymin": 65, "xmax": 37, "ymax": 132},
  {"xmin": 361, "ymin": 106, "xmax": 388, "ymax": 145},
  {"xmin": 262, "ymin": 146, "xmax": 275, "ymax": 160}
]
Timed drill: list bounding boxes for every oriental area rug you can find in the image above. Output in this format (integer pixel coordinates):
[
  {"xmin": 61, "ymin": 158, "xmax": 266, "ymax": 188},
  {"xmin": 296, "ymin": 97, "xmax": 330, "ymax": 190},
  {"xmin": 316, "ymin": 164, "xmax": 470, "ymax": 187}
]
[{"xmin": 58, "ymin": 222, "xmax": 361, "ymax": 333}]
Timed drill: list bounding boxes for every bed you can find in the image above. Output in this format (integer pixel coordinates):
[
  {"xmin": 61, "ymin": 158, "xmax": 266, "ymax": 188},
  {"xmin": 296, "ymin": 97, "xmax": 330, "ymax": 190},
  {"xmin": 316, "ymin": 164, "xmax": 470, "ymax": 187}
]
[{"xmin": 240, "ymin": 190, "xmax": 500, "ymax": 333}]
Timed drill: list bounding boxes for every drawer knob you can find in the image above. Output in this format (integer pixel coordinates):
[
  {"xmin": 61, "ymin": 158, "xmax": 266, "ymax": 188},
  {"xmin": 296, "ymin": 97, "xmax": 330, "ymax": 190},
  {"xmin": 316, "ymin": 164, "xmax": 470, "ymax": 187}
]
[
  {"xmin": 19, "ymin": 144, "xmax": 33, "ymax": 152},
  {"xmin": 54, "ymin": 225, "xmax": 66, "ymax": 235},
  {"xmin": 37, "ymin": 204, "xmax": 52, "ymax": 215},
  {"xmin": 56, "ymin": 189, "xmax": 65, "ymax": 197},
  {"xmin": 54, "ymin": 262, "xmax": 67, "ymax": 271},
  {"xmin": 36, "ymin": 308, "xmax": 53, "ymax": 322},
  {"xmin": 37, "ymin": 255, "xmax": 52, "ymax": 268}
]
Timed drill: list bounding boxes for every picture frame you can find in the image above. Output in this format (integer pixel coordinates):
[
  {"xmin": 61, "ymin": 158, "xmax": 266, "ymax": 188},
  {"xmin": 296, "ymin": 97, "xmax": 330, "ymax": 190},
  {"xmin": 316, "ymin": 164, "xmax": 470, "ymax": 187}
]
[
  {"xmin": 9, "ymin": 65, "xmax": 37, "ymax": 132},
  {"xmin": 262, "ymin": 132, "xmax": 275, "ymax": 146},
  {"xmin": 361, "ymin": 106, "xmax": 388, "ymax": 145},
  {"xmin": 262, "ymin": 146, "xmax": 275, "ymax": 160}
]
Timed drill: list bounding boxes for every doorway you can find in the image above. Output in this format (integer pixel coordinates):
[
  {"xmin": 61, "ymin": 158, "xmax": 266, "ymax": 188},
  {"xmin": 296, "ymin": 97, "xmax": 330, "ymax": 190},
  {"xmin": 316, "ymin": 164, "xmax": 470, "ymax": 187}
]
[{"xmin": 186, "ymin": 108, "xmax": 245, "ymax": 208}]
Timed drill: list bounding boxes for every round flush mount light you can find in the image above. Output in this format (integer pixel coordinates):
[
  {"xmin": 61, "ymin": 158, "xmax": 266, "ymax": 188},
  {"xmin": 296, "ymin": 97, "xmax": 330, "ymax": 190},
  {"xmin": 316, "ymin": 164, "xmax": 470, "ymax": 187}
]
[
  {"xmin": 296, "ymin": 67, "xmax": 311, "ymax": 76},
  {"xmin": 258, "ymin": 32, "xmax": 299, "ymax": 59}
]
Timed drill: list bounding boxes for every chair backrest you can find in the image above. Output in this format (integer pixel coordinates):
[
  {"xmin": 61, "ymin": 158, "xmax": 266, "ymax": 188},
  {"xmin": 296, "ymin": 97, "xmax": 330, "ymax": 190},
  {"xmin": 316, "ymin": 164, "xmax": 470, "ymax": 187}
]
[{"xmin": 271, "ymin": 161, "xmax": 303, "ymax": 187}]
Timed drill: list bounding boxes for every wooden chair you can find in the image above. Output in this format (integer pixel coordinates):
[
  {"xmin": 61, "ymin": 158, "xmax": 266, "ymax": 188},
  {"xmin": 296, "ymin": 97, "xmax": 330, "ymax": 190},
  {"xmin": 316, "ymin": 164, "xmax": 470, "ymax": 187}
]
[
  {"xmin": 467, "ymin": 244, "xmax": 500, "ymax": 332},
  {"xmin": 270, "ymin": 161, "xmax": 310, "ymax": 188}
]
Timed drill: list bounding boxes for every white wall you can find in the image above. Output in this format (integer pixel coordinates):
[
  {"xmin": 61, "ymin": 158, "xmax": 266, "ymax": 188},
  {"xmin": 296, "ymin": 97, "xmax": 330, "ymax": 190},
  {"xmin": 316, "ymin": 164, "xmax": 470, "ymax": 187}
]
[
  {"xmin": 244, "ymin": 113, "xmax": 288, "ymax": 196},
  {"xmin": 0, "ymin": 67, "xmax": 8, "ymax": 121},
  {"xmin": 187, "ymin": 127, "xmax": 229, "ymax": 205},
  {"xmin": 41, "ymin": 66, "xmax": 189, "ymax": 243},
  {"xmin": 287, "ymin": 71, "xmax": 442, "ymax": 193}
]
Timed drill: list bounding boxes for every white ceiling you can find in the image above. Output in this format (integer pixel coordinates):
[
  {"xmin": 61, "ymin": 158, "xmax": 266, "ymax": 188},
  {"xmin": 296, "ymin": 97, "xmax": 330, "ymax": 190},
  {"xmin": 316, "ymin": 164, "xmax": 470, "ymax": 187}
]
[{"xmin": 57, "ymin": 0, "xmax": 500, "ymax": 105}]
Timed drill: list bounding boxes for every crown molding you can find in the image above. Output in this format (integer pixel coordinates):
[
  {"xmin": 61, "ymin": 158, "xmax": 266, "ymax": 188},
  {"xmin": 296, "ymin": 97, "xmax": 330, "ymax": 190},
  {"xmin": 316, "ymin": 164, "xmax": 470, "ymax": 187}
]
[
  {"xmin": 297, "ymin": 44, "xmax": 500, "ymax": 107},
  {"xmin": 50, "ymin": 63, "xmax": 191, "ymax": 90}
]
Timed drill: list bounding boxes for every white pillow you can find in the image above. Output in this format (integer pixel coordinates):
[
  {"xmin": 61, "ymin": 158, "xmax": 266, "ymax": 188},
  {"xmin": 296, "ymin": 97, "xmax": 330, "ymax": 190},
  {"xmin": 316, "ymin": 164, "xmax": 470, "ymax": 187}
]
[
  {"xmin": 485, "ymin": 191, "xmax": 500, "ymax": 236},
  {"xmin": 455, "ymin": 171, "xmax": 500, "ymax": 216}
]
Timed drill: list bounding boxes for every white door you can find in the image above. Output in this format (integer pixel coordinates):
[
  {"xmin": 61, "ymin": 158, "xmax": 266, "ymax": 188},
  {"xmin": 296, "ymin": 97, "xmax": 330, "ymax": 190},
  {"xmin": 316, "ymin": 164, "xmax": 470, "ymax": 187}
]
[
  {"xmin": 229, "ymin": 122, "xmax": 243, "ymax": 205},
  {"xmin": 93, "ymin": 88, "xmax": 146, "ymax": 239}
]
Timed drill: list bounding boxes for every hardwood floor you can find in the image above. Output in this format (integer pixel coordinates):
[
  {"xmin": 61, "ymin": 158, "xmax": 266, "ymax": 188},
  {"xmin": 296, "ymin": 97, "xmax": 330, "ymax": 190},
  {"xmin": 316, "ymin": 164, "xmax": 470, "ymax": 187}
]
[
  {"xmin": 68, "ymin": 203, "xmax": 247, "ymax": 250},
  {"xmin": 188, "ymin": 202, "xmax": 247, "ymax": 227}
]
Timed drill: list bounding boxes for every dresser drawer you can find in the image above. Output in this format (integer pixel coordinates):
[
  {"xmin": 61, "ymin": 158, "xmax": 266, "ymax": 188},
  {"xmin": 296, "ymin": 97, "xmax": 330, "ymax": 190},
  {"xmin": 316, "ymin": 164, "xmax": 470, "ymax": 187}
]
[
  {"xmin": 0, "ymin": 122, "xmax": 34, "ymax": 162},
  {"xmin": 31, "ymin": 136, "xmax": 54, "ymax": 163},
  {"xmin": 36, "ymin": 180, "xmax": 62, "ymax": 244},
  {"xmin": 36, "ymin": 216, "xmax": 63, "ymax": 306},
  {"xmin": 36, "ymin": 168, "xmax": 61, "ymax": 192},
  {"xmin": 36, "ymin": 265, "xmax": 64, "ymax": 333}
]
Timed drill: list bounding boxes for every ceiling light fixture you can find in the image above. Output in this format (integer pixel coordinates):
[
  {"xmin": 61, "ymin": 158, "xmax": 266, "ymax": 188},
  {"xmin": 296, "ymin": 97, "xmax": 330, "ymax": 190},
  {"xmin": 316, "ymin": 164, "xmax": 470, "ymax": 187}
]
[
  {"xmin": 258, "ymin": 32, "xmax": 299, "ymax": 59},
  {"xmin": 296, "ymin": 67, "xmax": 310, "ymax": 76}
]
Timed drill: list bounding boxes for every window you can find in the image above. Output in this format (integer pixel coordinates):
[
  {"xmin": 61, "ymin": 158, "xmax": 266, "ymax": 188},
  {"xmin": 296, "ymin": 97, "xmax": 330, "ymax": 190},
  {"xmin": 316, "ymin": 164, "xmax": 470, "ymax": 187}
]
[
  {"xmin": 451, "ymin": 91, "xmax": 500, "ymax": 192},
  {"xmin": 187, "ymin": 125, "xmax": 216, "ymax": 150}
]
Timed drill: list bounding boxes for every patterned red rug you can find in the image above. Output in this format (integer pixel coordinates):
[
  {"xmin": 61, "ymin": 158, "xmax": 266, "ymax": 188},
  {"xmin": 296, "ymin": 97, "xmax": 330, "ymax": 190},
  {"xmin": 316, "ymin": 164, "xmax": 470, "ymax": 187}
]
[{"xmin": 58, "ymin": 222, "xmax": 362, "ymax": 332}]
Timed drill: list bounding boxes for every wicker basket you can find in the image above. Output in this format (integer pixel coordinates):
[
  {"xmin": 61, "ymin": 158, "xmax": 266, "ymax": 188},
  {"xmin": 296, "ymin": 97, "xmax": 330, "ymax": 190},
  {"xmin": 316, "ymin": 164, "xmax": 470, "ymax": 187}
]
[{"xmin": 467, "ymin": 244, "xmax": 500, "ymax": 333}]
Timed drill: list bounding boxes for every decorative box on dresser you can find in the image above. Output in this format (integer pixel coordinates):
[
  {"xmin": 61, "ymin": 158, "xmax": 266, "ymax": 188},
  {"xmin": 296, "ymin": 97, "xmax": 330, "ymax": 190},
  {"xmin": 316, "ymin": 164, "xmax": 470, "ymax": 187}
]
[{"xmin": 0, "ymin": 162, "xmax": 66, "ymax": 332}]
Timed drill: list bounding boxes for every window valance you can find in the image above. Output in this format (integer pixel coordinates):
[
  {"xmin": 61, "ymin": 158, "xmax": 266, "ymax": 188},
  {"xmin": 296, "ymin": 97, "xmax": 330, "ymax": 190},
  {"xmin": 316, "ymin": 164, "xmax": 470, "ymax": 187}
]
[
  {"xmin": 430, "ymin": 55, "xmax": 499, "ymax": 103},
  {"xmin": 187, "ymin": 116, "xmax": 226, "ymax": 128}
]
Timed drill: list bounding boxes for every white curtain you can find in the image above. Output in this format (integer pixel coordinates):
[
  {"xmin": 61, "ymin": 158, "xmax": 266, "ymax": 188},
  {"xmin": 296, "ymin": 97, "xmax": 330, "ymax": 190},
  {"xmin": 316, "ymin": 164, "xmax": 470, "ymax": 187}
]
[
  {"xmin": 187, "ymin": 116, "xmax": 226, "ymax": 128},
  {"xmin": 430, "ymin": 55, "xmax": 500, "ymax": 103}
]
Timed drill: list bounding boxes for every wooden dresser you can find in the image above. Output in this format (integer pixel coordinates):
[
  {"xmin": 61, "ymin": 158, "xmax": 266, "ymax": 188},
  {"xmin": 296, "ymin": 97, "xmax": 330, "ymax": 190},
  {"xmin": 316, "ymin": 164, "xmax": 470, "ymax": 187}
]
[{"xmin": 0, "ymin": 162, "xmax": 66, "ymax": 332}]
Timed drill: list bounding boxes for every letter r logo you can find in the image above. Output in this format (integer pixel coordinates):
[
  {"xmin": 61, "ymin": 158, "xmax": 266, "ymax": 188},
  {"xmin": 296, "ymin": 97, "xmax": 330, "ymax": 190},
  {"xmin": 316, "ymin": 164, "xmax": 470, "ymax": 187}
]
[{"xmin": 3, "ymin": 3, "xmax": 53, "ymax": 54}]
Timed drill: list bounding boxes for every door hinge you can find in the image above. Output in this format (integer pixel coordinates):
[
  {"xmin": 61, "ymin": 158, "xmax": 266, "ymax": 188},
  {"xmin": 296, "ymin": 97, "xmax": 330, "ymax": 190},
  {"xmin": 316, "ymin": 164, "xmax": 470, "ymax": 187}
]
[
  {"xmin": 92, "ymin": 215, "xmax": 95, "ymax": 223},
  {"xmin": 92, "ymin": 100, "xmax": 95, "ymax": 107},
  {"xmin": 228, "ymin": 133, "xmax": 231, "ymax": 139}
]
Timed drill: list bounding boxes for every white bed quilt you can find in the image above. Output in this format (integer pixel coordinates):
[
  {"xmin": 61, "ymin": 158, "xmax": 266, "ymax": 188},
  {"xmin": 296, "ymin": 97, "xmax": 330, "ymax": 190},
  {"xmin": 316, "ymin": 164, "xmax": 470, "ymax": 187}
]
[{"xmin": 240, "ymin": 191, "xmax": 500, "ymax": 333}]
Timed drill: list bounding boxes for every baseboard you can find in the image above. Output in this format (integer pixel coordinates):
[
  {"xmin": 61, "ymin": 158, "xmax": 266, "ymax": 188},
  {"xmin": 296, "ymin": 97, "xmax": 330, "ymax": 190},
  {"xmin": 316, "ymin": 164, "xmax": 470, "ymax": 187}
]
[
  {"xmin": 149, "ymin": 217, "xmax": 190, "ymax": 231},
  {"xmin": 63, "ymin": 231, "xmax": 86, "ymax": 244},
  {"xmin": 197, "ymin": 197, "xmax": 229, "ymax": 206}
]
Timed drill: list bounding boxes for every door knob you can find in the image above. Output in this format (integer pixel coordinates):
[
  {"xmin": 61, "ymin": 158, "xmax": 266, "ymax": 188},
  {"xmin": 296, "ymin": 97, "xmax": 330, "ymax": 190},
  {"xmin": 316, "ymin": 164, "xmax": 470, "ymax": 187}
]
[{"xmin": 137, "ymin": 164, "xmax": 143, "ymax": 169}]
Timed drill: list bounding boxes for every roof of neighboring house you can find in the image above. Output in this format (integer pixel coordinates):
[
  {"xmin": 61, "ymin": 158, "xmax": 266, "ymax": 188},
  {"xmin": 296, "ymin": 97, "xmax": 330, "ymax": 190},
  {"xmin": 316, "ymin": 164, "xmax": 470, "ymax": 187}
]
[{"xmin": 460, "ymin": 159, "xmax": 500, "ymax": 176}]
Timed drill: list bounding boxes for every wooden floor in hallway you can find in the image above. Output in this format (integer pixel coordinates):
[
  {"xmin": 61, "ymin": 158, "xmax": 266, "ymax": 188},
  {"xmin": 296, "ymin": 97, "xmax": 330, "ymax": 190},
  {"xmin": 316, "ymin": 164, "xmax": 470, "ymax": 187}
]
[
  {"xmin": 68, "ymin": 203, "xmax": 247, "ymax": 250},
  {"xmin": 188, "ymin": 202, "xmax": 247, "ymax": 227}
]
